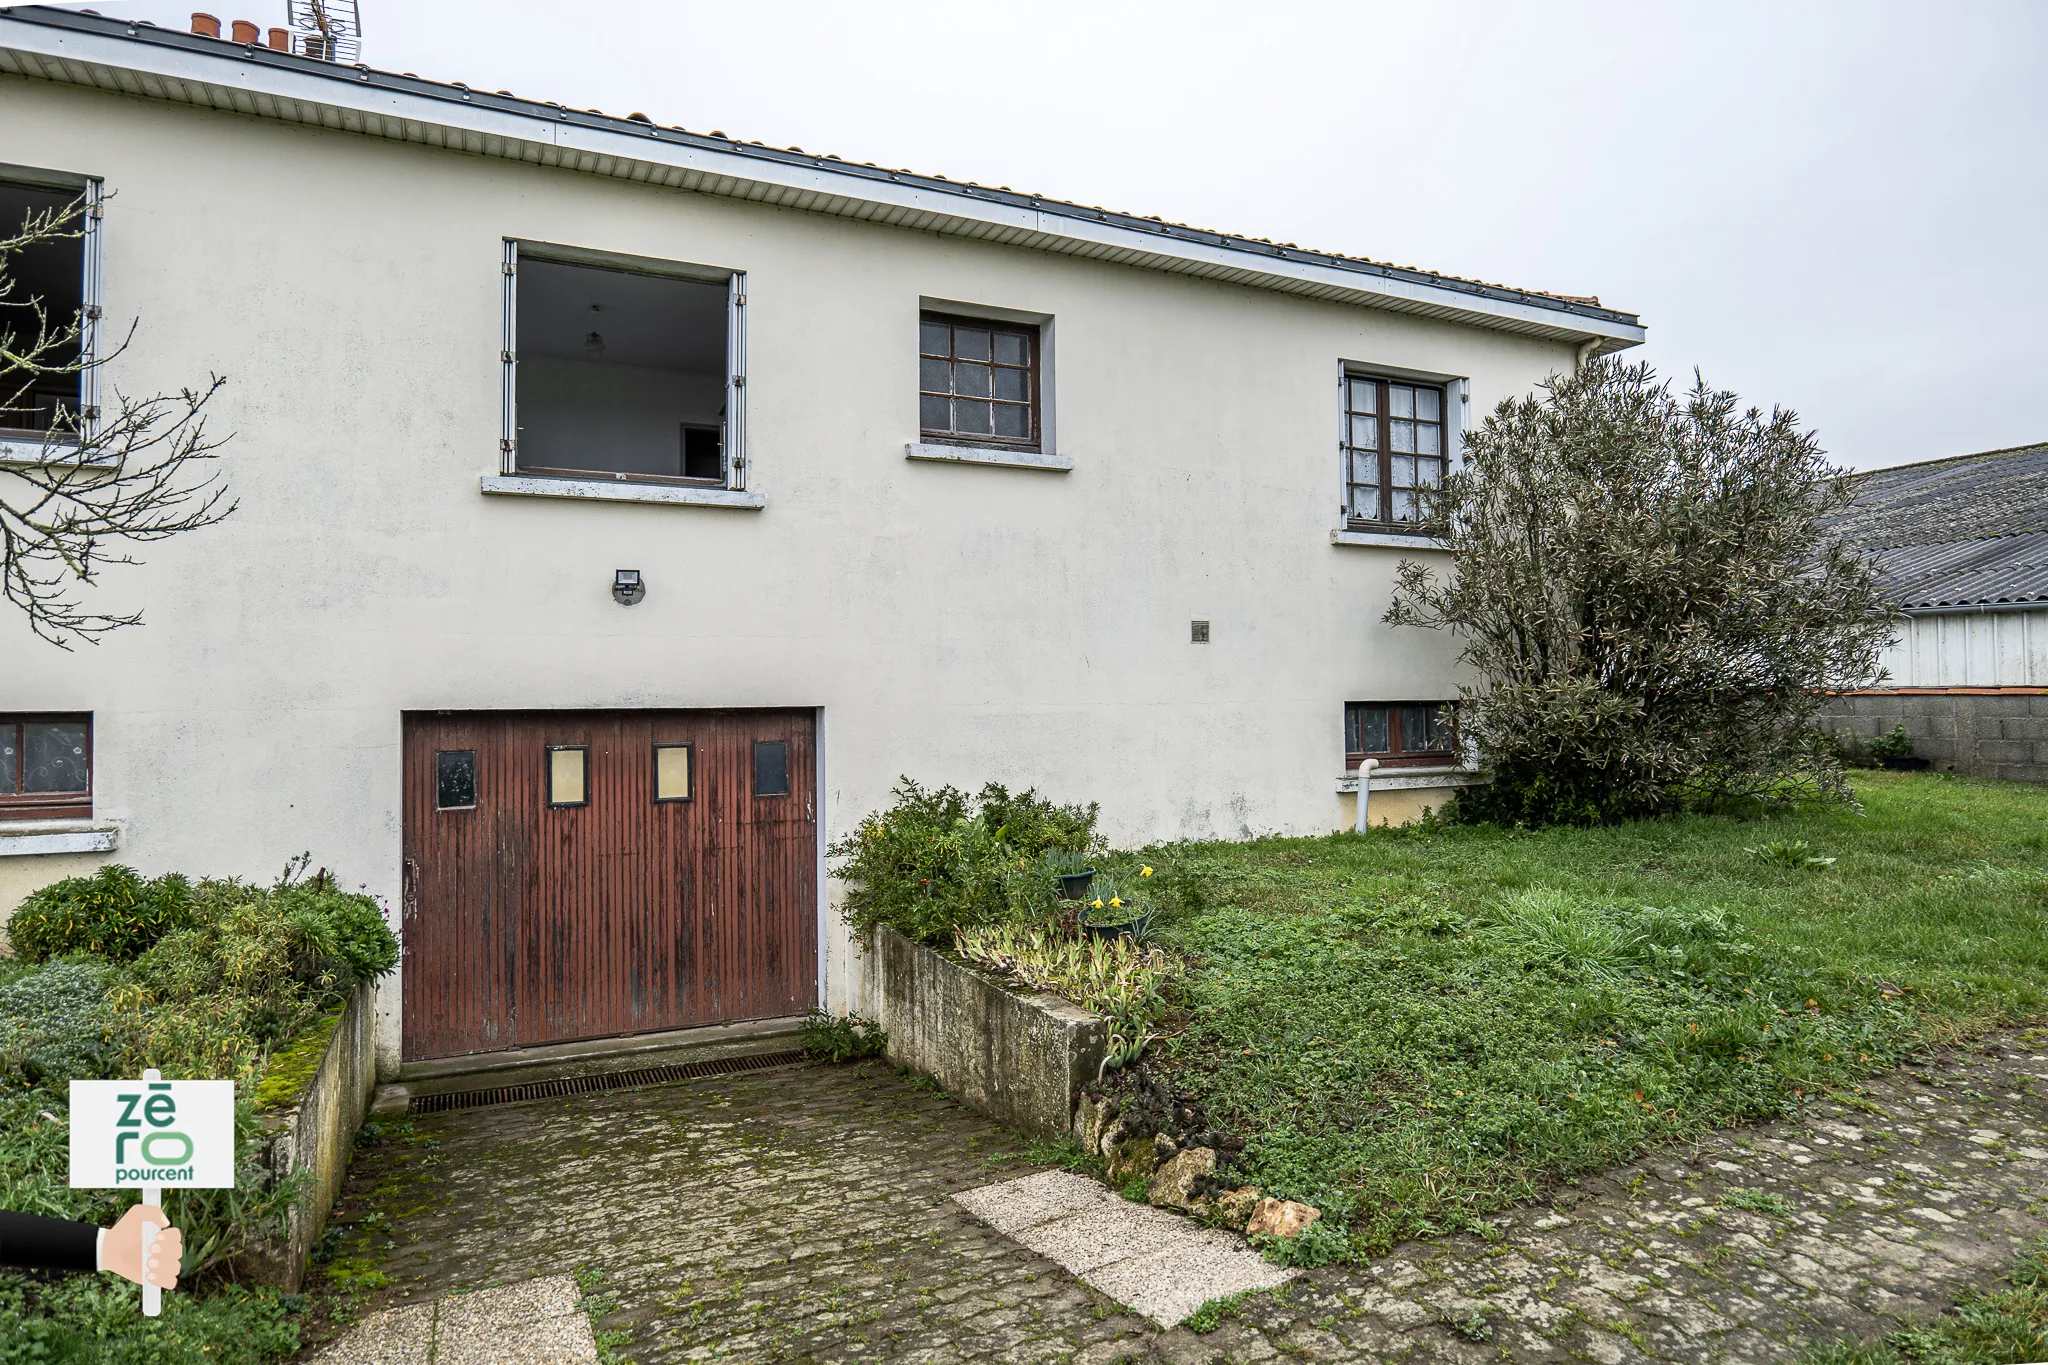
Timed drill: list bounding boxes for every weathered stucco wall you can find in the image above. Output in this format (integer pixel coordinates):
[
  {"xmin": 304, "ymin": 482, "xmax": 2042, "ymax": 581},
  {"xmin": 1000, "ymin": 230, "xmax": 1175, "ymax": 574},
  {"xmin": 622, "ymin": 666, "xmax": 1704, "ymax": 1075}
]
[
  {"xmin": 1, "ymin": 73, "xmax": 1587, "ymax": 1055},
  {"xmin": 238, "ymin": 980, "xmax": 378, "ymax": 1292},
  {"xmin": 870, "ymin": 925, "xmax": 1104, "ymax": 1141}
]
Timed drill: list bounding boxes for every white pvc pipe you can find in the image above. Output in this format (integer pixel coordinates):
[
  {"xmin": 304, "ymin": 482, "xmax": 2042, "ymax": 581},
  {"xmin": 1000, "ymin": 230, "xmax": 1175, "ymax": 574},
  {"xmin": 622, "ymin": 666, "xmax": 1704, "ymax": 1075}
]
[{"xmin": 1353, "ymin": 758, "xmax": 1379, "ymax": 833}]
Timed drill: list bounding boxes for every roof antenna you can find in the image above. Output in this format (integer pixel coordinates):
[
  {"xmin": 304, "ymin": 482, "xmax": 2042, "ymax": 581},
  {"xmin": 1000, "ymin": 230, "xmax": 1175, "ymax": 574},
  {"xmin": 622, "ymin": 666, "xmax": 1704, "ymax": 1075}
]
[{"xmin": 284, "ymin": 0, "xmax": 362, "ymax": 63}]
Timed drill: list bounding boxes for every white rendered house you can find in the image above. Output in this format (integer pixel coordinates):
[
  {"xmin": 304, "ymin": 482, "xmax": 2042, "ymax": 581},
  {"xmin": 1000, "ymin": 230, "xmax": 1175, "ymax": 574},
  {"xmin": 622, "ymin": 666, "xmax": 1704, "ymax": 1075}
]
[{"xmin": 0, "ymin": 8, "xmax": 1643, "ymax": 1070}]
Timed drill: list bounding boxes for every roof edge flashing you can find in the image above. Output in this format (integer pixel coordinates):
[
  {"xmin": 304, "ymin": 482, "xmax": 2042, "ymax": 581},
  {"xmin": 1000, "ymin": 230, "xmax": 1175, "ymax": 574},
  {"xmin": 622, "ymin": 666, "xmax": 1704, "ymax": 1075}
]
[{"xmin": 0, "ymin": 6, "xmax": 1644, "ymax": 345}]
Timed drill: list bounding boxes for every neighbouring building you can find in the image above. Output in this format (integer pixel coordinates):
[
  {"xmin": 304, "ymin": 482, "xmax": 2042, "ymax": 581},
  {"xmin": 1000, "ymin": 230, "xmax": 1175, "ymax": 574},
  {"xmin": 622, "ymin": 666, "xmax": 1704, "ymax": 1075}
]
[
  {"xmin": 1819, "ymin": 441, "xmax": 2048, "ymax": 781},
  {"xmin": 0, "ymin": 8, "xmax": 1643, "ymax": 1073}
]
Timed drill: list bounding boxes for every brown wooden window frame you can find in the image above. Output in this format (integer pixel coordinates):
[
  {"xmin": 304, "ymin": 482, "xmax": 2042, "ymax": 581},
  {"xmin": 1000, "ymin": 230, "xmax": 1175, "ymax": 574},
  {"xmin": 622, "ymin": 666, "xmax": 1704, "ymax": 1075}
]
[
  {"xmin": 1342, "ymin": 373, "xmax": 1448, "ymax": 531},
  {"xmin": 652, "ymin": 742, "xmax": 695, "ymax": 804},
  {"xmin": 918, "ymin": 311, "xmax": 1041, "ymax": 451},
  {"xmin": 1344, "ymin": 701, "xmax": 1458, "ymax": 771},
  {"xmin": 545, "ymin": 744, "xmax": 591, "ymax": 809},
  {"xmin": 0, "ymin": 713, "xmax": 93, "ymax": 821}
]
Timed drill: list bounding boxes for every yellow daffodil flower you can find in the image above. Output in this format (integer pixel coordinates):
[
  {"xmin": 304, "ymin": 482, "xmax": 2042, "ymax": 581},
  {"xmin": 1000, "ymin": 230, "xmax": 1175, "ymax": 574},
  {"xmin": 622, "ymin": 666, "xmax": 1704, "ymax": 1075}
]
[
  {"xmin": 1140, "ymin": 866, "xmax": 1154, "ymax": 876},
  {"xmin": 1109, "ymin": 896, "xmax": 1123, "ymax": 908},
  {"xmin": 1091, "ymin": 898, "xmax": 1104, "ymax": 909}
]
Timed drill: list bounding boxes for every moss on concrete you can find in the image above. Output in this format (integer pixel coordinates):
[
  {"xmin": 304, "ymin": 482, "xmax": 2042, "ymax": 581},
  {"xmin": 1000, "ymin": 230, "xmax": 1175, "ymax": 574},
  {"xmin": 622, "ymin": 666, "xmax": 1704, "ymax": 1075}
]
[{"xmin": 253, "ymin": 1007, "xmax": 343, "ymax": 1112}]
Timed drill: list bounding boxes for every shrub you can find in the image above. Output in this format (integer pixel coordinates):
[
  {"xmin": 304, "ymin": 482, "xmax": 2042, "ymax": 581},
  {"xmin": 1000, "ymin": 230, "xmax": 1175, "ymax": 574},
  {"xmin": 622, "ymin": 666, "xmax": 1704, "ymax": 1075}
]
[
  {"xmin": 953, "ymin": 922, "xmax": 1176, "ymax": 1071},
  {"xmin": 1867, "ymin": 724, "xmax": 1914, "ymax": 764},
  {"xmin": 830, "ymin": 779, "xmax": 1097, "ymax": 942},
  {"xmin": 8, "ymin": 866, "xmax": 194, "ymax": 964},
  {"xmin": 1387, "ymin": 358, "xmax": 1897, "ymax": 825},
  {"xmin": 798, "ymin": 1009, "xmax": 887, "ymax": 1063},
  {"xmin": 117, "ymin": 864, "xmax": 398, "ymax": 1084},
  {"xmin": 0, "ymin": 959, "xmax": 117, "ymax": 1089}
]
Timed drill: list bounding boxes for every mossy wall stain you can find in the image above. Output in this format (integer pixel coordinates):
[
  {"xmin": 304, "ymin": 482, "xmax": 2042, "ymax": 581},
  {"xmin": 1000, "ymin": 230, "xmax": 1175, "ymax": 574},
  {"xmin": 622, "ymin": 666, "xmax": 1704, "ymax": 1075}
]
[{"xmin": 253, "ymin": 1007, "xmax": 344, "ymax": 1112}]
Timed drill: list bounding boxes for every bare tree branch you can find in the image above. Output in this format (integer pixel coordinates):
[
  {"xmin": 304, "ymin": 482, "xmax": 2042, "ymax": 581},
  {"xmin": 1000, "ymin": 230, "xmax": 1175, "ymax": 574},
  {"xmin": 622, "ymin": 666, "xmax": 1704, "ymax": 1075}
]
[{"xmin": 1, "ymin": 191, "xmax": 236, "ymax": 648}]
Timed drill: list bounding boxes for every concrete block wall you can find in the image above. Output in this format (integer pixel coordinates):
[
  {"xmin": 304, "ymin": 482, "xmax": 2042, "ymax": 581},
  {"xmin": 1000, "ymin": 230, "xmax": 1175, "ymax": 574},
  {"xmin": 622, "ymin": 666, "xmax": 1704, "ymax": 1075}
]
[{"xmin": 1815, "ymin": 693, "xmax": 2048, "ymax": 783}]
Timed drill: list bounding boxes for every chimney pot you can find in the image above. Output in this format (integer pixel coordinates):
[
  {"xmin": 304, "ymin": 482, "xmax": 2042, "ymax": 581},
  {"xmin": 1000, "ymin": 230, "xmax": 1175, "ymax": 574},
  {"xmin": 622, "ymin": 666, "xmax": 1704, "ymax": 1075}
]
[
  {"xmin": 191, "ymin": 12, "xmax": 220, "ymax": 37},
  {"xmin": 231, "ymin": 19, "xmax": 259, "ymax": 43},
  {"xmin": 268, "ymin": 27, "xmax": 289, "ymax": 50}
]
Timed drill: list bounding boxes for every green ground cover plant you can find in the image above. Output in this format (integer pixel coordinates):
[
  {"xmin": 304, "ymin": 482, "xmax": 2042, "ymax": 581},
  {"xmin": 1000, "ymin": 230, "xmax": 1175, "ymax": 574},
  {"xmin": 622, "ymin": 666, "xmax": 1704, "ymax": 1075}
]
[
  {"xmin": 1143, "ymin": 773, "xmax": 2048, "ymax": 1255},
  {"xmin": 0, "ymin": 857, "xmax": 398, "ymax": 1363},
  {"xmin": 1803, "ymin": 1237, "xmax": 2048, "ymax": 1364}
]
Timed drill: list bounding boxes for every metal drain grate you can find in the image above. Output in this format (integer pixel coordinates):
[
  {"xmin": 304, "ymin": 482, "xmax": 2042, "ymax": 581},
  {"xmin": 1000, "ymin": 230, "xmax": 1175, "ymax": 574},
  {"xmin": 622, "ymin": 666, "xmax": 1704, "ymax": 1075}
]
[{"xmin": 408, "ymin": 1049, "xmax": 806, "ymax": 1114}]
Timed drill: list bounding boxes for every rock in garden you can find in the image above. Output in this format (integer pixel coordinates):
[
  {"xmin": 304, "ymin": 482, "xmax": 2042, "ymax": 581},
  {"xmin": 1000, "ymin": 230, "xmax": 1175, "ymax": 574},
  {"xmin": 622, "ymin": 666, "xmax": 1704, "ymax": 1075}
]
[
  {"xmin": 1152, "ymin": 1131, "xmax": 1179, "ymax": 1162},
  {"xmin": 1246, "ymin": 1197, "xmax": 1321, "ymax": 1239},
  {"xmin": 1074, "ymin": 1093, "xmax": 1117, "ymax": 1154},
  {"xmin": 1213, "ymin": 1186, "xmax": 1262, "ymax": 1230},
  {"xmin": 1098, "ymin": 1117, "xmax": 1126, "ymax": 1160},
  {"xmin": 1105, "ymin": 1133, "xmax": 1160, "ymax": 1186},
  {"xmin": 1146, "ymin": 1146, "xmax": 1216, "ymax": 1210}
]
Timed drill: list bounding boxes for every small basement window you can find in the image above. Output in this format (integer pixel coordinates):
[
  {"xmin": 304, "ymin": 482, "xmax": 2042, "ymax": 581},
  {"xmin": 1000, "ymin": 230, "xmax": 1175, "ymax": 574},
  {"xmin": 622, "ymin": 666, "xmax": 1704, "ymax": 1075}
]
[
  {"xmin": 507, "ymin": 246, "xmax": 744, "ymax": 487},
  {"xmin": 1, "ymin": 714, "xmax": 92, "ymax": 820},
  {"xmin": 1345, "ymin": 701, "xmax": 1457, "ymax": 770},
  {"xmin": 0, "ymin": 179, "xmax": 91, "ymax": 441}
]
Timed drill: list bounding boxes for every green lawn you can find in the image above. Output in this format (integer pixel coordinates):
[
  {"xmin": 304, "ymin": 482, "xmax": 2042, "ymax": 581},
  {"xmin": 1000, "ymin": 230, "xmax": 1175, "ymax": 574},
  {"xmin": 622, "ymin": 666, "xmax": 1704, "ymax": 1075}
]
[{"xmin": 1147, "ymin": 772, "xmax": 2048, "ymax": 1253}]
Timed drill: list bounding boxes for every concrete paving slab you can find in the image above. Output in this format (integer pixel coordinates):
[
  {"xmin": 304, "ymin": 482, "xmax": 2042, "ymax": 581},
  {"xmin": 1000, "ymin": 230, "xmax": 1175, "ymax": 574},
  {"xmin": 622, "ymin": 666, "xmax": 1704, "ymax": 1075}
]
[
  {"xmin": 312, "ymin": 1277, "xmax": 593, "ymax": 1365},
  {"xmin": 954, "ymin": 1171, "xmax": 1297, "ymax": 1329},
  {"xmin": 308, "ymin": 1301, "xmax": 435, "ymax": 1365},
  {"xmin": 955, "ymin": 1167, "xmax": 1118, "ymax": 1235}
]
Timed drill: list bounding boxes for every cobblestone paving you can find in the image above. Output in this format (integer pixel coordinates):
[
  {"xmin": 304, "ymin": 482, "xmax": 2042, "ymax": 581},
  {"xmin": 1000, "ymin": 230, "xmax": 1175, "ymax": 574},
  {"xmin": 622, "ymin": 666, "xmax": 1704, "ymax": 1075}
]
[{"xmin": 305, "ymin": 1029, "xmax": 2048, "ymax": 1364}]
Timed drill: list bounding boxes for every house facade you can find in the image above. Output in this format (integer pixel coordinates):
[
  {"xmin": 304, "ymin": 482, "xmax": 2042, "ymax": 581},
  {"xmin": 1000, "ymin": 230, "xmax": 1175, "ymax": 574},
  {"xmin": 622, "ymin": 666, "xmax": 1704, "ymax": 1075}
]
[
  {"xmin": 1819, "ymin": 442, "xmax": 2048, "ymax": 781},
  {"xmin": 0, "ymin": 8, "xmax": 1643, "ymax": 1073}
]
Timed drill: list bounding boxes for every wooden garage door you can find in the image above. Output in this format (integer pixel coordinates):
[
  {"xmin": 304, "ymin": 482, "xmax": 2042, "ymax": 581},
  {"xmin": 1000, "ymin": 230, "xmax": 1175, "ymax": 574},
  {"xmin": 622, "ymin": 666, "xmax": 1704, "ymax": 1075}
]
[{"xmin": 400, "ymin": 709, "xmax": 817, "ymax": 1061}]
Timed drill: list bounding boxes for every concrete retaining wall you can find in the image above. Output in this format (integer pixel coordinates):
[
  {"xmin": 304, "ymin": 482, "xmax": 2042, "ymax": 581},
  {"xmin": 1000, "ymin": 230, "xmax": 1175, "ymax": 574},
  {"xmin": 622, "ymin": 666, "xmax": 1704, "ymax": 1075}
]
[
  {"xmin": 239, "ymin": 980, "xmax": 378, "ymax": 1291},
  {"xmin": 869, "ymin": 924, "xmax": 1106, "ymax": 1142},
  {"xmin": 1816, "ymin": 693, "xmax": 2048, "ymax": 783}
]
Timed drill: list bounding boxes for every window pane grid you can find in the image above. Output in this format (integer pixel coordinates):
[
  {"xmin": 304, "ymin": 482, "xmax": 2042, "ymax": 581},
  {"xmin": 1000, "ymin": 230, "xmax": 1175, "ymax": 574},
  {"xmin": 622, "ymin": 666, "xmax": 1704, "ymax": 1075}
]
[
  {"xmin": 919, "ymin": 313, "xmax": 1037, "ymax": 447},
  {"xmin": 1344, "ymin": 377, "xmax": 1447, "ymax": 527}
]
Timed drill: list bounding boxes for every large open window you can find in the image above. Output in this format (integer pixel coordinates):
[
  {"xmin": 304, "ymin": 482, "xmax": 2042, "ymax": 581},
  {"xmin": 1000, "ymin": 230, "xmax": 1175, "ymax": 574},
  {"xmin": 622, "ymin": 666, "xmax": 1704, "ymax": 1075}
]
[
  {"xmin": 504, "ymin": 244, "xmax": 745, "ymax": 489},
  {"xmin": 0, "ymin": 174, "xmax": 98, "ymax": 450}
]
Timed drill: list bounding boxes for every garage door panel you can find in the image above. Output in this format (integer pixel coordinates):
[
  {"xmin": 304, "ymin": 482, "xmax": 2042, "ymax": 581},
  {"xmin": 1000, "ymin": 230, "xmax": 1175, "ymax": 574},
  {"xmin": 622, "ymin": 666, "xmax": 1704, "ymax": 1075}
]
[{"xmin": 401, "ymin": 709, "xmax": 816, "ymax": 1062}]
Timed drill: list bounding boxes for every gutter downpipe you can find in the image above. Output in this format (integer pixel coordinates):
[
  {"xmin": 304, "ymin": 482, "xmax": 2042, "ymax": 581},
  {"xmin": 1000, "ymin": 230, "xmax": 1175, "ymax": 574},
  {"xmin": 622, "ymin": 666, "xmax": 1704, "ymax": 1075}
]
[
  {"xmin": 1576, "ymin": 338, "xmax": 1600, "ymax": 372},
  {"xmin": 1353, "ymin": 758, "xmax": 1380, "ymax": 834}
]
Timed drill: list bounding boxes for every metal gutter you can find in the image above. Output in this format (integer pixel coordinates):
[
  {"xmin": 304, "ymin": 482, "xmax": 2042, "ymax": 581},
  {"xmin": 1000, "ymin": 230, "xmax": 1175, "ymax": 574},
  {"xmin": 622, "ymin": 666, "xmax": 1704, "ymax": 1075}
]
[{"xmin": 0, "ymin": 6, "xmax": 1646, "ymax": 351}]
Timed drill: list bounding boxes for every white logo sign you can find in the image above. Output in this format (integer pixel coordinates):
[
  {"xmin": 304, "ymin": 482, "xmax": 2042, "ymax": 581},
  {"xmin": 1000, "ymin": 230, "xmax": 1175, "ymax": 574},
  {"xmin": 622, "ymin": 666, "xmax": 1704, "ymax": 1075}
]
[{"xmin": 68, "ymin": 1078, "xmax": 236, "ymax": 1190}]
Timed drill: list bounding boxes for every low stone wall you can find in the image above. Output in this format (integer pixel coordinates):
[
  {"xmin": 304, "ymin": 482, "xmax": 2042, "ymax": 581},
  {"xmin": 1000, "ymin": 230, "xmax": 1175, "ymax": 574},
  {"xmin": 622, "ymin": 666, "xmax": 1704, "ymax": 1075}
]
[
  {"xmin": 869, "ymin": 924, "xmax": 1106, "ymax": 1141},
  {"xmin": 238, "ymin": 979, "xmax": 378, "ymax": 1292},
  {"xmin": 1816, "ymin": 692, "xmax": 2048, "ymax": 783}
]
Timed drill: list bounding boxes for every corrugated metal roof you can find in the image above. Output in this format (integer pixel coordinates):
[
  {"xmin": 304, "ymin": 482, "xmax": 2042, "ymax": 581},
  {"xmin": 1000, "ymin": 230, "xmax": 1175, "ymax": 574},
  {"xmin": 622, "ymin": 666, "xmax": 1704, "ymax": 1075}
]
[
  {"xmin": 0, "ymin": 6, "xmax": 1645, "ymax": 347},
  {"xmin": 1829, "ymin": 443, "xmax": 2048, "ymax": 610}
]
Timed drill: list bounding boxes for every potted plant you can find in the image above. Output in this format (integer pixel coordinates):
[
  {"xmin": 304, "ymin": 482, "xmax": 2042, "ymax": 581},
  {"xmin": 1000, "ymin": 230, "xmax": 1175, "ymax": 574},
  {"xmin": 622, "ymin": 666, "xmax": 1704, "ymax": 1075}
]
[
  {"xmin": 1044, "ymin": 849, "xmax": 1096, "ymax": 901},
  {"xmin": 1081, "ymin": 875, "xmax": 1151, "ymax": 942}
]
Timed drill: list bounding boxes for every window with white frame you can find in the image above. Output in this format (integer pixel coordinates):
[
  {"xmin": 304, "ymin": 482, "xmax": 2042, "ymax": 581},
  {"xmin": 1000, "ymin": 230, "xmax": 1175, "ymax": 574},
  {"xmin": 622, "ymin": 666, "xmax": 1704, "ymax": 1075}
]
[
  {"xmin": 502, "ymin": 244, "xmax": 747, "ymax": 489},
  {"xmin": 0, "ymin": 173, "xmax": 100, "ymax": 447},
  {"xmin": 1342, "ymin": 373, "xmax": 1447, "ymax": 528}
]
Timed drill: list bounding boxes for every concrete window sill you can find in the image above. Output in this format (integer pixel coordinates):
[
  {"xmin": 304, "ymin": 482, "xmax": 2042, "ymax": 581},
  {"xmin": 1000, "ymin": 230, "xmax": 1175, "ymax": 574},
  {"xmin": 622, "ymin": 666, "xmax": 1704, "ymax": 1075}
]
[
  {"xmin": 0, "ymin": 436, "xmax": 116, "ymax": 470},
  {"xmin": 0, "ymin": 820, "xmax": 120, "ymax": 857},
  {"xmin": 906, "ymin": 442, "xmax": 1073, "ymax": 472},
  {"xmin": 1336, "ymin": 767, "xmax": 1484, "ymax": 793},
  {"xmin": 1331, "ymin": 528, "xmax": 1448, "ymax": 550},
  {"xmin": 480, "ymin": 474, "xmax": 766, "ymax": 509}
]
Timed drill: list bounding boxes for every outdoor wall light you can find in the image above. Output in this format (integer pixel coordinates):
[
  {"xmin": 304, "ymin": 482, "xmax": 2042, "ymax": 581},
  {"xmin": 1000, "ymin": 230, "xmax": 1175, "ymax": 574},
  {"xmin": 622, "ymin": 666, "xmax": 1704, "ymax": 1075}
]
[{"xmin": 612, "ymin": 569, "xmax": 645, "ymax": 606}]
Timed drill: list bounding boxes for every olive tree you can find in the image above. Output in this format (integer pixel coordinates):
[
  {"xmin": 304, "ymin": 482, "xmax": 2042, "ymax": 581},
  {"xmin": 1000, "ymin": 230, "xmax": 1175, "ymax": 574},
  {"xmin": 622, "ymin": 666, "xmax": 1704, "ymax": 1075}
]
[
  {"xmin": 1, "ymin": 192, "xmax": 233, "ymax": 649},
  {"xmin": 1386, "ymin": 358, "xmax": 1894, "ymax": 825}
]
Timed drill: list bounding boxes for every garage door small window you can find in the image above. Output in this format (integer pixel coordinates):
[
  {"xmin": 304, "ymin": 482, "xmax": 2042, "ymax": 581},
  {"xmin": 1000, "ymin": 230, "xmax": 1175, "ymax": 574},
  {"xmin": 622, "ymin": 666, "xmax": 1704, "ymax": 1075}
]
[
  {"xmin": 548, "ymin": 746, "xmax": 589, "ymax": 807},
  {"xmin": 752, "ymin": 740, "xmax": 789, "ymax": 797},
  {"xmin": 654, "ymin": 744, "xmax": 693, "ymax": 802},
  {"xmin": 435, "ymin": 750, "xmax": 477, "ymax": 810}
]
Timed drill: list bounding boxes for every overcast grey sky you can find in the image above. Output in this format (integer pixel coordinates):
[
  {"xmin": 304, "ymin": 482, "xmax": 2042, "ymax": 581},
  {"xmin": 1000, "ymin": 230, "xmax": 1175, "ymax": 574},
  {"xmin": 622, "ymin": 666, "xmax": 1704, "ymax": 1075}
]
[{"xmin": 56, "ymin": 1, "xmax": 2048, "ymax": 469}]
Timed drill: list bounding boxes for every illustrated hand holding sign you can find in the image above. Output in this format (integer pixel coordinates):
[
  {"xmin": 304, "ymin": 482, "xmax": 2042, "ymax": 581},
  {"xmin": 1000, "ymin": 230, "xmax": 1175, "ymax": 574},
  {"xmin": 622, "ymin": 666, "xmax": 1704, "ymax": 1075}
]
[{"xmin": 69, "ymin": 1069, "xmax": 234, "ymax": 1316}]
